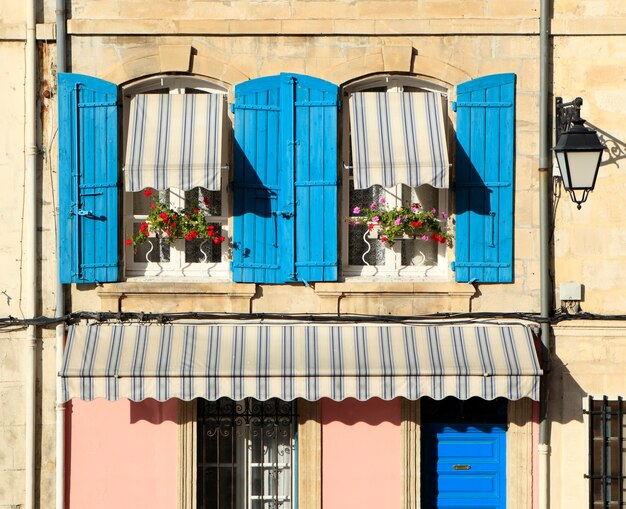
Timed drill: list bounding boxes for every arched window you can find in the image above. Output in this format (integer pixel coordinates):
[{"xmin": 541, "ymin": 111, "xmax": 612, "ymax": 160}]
[
  {"xmin": 121, "ymin": 75, "xmax": 230, "ymax": 279},
  {"xmin": 341, "ymin": 75, "xmax": 451, "ymax": 279}
]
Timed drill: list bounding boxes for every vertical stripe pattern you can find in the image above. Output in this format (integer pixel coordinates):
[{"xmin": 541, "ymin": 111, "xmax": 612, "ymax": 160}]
[
  {"xmin": 61, "ymin": 323, "xmax": 541, "ymax": 402},
  {"xmin": 124, "ymin": 93, "xmax": 224, "ymax": 191},
  {"xmin": 349, "ymin": 91, "xmax": 449, "ymax": 189}
]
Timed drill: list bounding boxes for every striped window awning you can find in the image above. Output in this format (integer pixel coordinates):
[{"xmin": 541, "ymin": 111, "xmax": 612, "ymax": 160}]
[
  {"xmin": 60, "ymin": 322, "xmax": 541, "ymax": 402},
  {"xmin": 349, "ymin": 92, "xmax": 449, "ymax": 189},
  {"xmin": 124, "ymin": 93, "xmax": 224, "ymax": 192}
]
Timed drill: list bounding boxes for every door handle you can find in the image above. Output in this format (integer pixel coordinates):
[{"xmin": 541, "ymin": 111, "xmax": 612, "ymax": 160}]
[{"xmin": 452, "ymin": 464, "xmax": 471, "ymax": 470}]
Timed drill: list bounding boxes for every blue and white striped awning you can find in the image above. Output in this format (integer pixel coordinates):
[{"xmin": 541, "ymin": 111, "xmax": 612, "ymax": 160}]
[
  {"xmin": 124, "ymin": 93, "xmax": 224, "ymax": 191},
  {"xmin": 349, "ymin": 92, "xmax": 449, "ymax": 189},
  {"xmin": 60, "ymin": 322, "xmax": 541, "ymax": 402}
]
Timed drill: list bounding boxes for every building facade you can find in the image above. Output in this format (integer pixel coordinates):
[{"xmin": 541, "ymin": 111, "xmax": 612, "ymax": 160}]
[{"xmin": 1, "ymin": 1, "xmax": 626, "ymax": 509}]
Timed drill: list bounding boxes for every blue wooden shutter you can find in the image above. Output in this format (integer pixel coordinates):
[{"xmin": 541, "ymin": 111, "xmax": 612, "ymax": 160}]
[
  {"xmin": 453, "ymin": 74, "xmax": 515, "ymax": 283},
  {"xmin": 58, "ymin": 73, "xmax": 120, "ymax": 284},
  {"xmin": 293, "ymin": 74, "xmax": 339, "ymax": 282},
  {"xmin": 232, "ymin": 76, "xmax": 285, "ymax": 283},
  {"xmin": 232, "ymin": 74, "xmax": 338, "ymax": 284}
]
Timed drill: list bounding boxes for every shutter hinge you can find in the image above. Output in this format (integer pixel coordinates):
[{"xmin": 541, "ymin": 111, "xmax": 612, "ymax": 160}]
[
  {"xmin": 287, "ymin": 140, "xmax": 300, "ymax": 146},
  {"xmin": 451, "ymin": 101, "xmax": 457, "ymax": 112}
]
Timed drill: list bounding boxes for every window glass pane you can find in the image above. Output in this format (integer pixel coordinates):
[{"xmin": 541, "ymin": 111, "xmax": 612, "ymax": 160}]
[
  {"xmin": 348, "ymin": 182, "xmax": 385, "ymax": 265},
  {"xmin": 133, "ymin": 188, "xmax": 169, "ymax": 214},
  {"xmin": 185, "ymin": 187, "xmax": 222, "ymax": 216},
  {"xmin": 185, "ymin": 224, "xmax": 223, "ymax": 263},
  {"xmin": 132, "ymin": 224, "xmax": 170, "ymax": 263}
]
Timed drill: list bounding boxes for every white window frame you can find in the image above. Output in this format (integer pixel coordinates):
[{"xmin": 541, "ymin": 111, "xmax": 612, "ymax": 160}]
[
  {"xmin": 341, "ymin": 75, "xmax": 451, "ymax": 281},
  {"xmin": 121, "ymin": 76, "xmax": 231, "ymax": 280}
]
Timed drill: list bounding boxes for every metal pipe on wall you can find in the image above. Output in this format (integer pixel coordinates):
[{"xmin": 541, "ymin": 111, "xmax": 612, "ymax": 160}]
[
  {"xmin": 25, "ymin": 0, "xmax": 38, "ymax": 507},
  {"xmin": 55, "ymin": 1, "xmax": 67, "ymax": 509},
  {"xmin": 539, "ymin": 0, "xmax": 552, "ymax": 508}
]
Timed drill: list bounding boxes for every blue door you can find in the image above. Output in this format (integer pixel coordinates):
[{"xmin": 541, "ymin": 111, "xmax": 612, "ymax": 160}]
[{"xmin": 422, "ymin": 424, "xmax": 507, "ymax": 509}]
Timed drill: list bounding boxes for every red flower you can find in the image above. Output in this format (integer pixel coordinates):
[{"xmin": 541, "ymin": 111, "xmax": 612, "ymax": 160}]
[
  {"xmin": 367, "ymin": 223, "xmax": 374, "ymax": 231},
  {"xmin": 150, "ymin": 203, "xmax": 156, "ymax": 210},
  {"xmin": 159, "ymin": 212, "xmax": 168, "ymax": 221},
  {"xmin": 185, "ymin": 233, "xmax": 193, "ymax": 241},
  {"xmin": 410, "ymin": 221, "xmax": 418, "ymax": 228},
  {"xmin": 125, "ymin": 238, "xmax": 133, "ymax": 246},
  {"xmin": 143, "ymin": 188, "xmax": 153, "ymax": 197},
  {"xmin": 165, "ymin": 229, "xmax": 172, "ymax": 235},
  {"xmin": 203, "ymin": 196, "xmax": 210, "ymax": 206},
  {"xmin": 139, "ymin": 221, "xmax": 149, "ymax": 233},
  {"xmin": 381, "ymin": 236, "xmax": 388, "ymax": 243},
  {"xmin": 193, "ymin": 208, "xmax": 200, "ymax": 213},
  {"xmin": 208, "ymin": 230, "xmax": 214, "ymax": 237}
]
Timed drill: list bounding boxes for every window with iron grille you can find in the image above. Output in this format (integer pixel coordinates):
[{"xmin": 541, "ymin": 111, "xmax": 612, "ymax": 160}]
[
  {"xmin": 585, "ymin": 396, "xmax": 626, "ymax": 508},
  {"xmin": 197, "ymin": 398, "xmax": 296, "ymax": 509}
]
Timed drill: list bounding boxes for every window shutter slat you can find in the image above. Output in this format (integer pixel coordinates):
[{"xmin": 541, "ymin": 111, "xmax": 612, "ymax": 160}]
[
  {"xmin": 232, "ymin": 77, "xmax": 284, "ymax": 283},
  {"xmin": 454, "ymin": 73, "xmax": 515, "ymax": 283},
  {"xmin": 233, "ymin": 74, "xmax": 339, "ymax": 284},
  {"xmin": 293, "ymin": 75, "xmax": 338, "ymax": 282},
  {"xmin": 58, "ymin": 73, "xmax": 120, "ymax": 284}
]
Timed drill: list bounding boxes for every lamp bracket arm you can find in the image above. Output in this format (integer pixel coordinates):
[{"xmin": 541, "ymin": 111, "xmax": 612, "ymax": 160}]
[{"xmin": 555, "ymin": 96, "xmax": 584, "ymax": 141}]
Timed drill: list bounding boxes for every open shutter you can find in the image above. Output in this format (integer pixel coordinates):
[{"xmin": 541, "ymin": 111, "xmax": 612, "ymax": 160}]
[
  {"xmin": 58, "ymin": 73, "xmax": 120, "ymax": 284},
  {"xmin": 453, "ymin": 73, "xmax": 515, "ymax": 283},
  {"xmin": 293, "ymin": 74, "xmax": 339, "ymax": 282},
  {"xmin": 233, "ymin": 74, "xmax": 338, "ymax": 284},
  {"xmin": 232, "ymin": 76, "xmax": 285, "ymax": 283}
]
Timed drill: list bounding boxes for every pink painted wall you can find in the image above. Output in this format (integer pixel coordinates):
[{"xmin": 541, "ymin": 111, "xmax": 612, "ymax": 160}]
[
  {"xmin": 66, "ymin": 398, "xmax": 178, "ymax": 509},
  {"xmin": 322, "ymin": 398, "xmax": 402, "ymax": 509}
]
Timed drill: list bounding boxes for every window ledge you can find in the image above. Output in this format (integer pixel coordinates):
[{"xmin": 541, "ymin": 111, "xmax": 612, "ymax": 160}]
[
  {"xmin": 97, "ymin": 282, "xmax": 257, "ymax": 313},
  {"xmin": 314, "ymin": 281, "xmax": 476, "ymax": 314}
]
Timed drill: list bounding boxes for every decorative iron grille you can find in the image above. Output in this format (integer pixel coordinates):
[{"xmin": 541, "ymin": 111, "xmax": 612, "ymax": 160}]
[
  {"xmin": 585, "ymin": 396, "xmax": 626, "ymax": 508},
  {"xmin": 197, "ymin": 398, "xmax": 296, "ymax": 509}
]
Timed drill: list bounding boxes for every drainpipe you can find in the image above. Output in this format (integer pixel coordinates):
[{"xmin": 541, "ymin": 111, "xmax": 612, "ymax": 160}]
[
  {"xmin": 55, "ymin": 2, "xmax": 67, "ymax": 509},
  {"xmin": 54, "ymin": 0, "xmax": 67, "ymax": 509},
  {"xmin": 25, "ymin": 0, "xmax": 38, "ymax": 508},
  {"xmin": 538, "ymin": 0, "xmax": 552, "ymax": 508}
]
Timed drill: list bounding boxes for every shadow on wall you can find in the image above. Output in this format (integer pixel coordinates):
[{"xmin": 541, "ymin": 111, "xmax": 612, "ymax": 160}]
[
  {"xmin": 585, "ymin": 122, "xmax": 626, "ymax": 169},
  {"xmin": 549, "ymin": 355, "xmax": 586, "ymax": 425},
  {"xmin": 130, "ymin": 398, "xmax": 179, "ymax": 424}
]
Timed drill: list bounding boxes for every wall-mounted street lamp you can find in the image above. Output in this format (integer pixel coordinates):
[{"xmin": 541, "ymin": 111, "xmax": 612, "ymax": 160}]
[{"xmin": 553, "ymin": 97, "xmax": 606, "ymax": 209}]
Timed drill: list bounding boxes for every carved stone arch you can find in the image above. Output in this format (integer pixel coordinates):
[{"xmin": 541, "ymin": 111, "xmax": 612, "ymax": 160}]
[
  {"xmin": 319, "ymin": 46, "xmax": 472, "ymax": 90},
  {"xmin": 99, "ymin": 43, "xmax": 249, "ymax": 92}
]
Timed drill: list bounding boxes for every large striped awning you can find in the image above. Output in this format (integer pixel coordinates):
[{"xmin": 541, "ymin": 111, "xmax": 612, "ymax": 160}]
[
  {"xmin": 349, "ymin": 92, "xmax": 449, "ymax": 189},
  {"xmin": 60, "ymin": 322, "xmax": 541, "ymax": 402},
  {"xmin": 124, "ymin": 93, "xmax": 224, "ymax": 192}
]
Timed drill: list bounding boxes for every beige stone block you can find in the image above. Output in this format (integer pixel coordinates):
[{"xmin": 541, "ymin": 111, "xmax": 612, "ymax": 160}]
[
  {"xmin": 159, "ymin": 44, "xmax": 192, "ymax": 72},
  {"xmin": 229, "ymin": 19, "xmax": 283, "ymax": 34},
  {"xmin": 320, "ymin": 53, "xmax": 383, "ymax": 83},
  {"xmin": 0, "ymin": 426, "xmax": 22, "ymax": 469},
  {"xmin": 191, "ymin": 54, "xmax": 250, "ymax": 86},
  {"xmin": 292, "ymin": 2, "xmax": 357, "ymax": 19},
  {"xmin": 280, "ymin": 19, "xmax": 337, "ymax": 34},
  {"xmin": 381, "ymin": 45, "xmax": 414, "ymax": 72},
  {"xmin": 251, "ymin": 285, "xmax": 321, "ymax": 314},
  {"xmin": 412, "ymin": 54, "xmax": 472, "ymax": 87},
  {"xmin": 488, "ymin": 0, "xmax": 539, "ymax": 18},
  {"xmin": 258, "ymin": 58, "xmax": 306, "ymax": 77},
  {"xmin": 515, "ymin": 228, "xmax": 538, "ymax": 261},
  {"xmin": 419, "ymin": 0, "xmax": 486, "ymax": 18},
  {"xmin": 357, "ymin": 1, "xmax": 421, "ymax": 18}
]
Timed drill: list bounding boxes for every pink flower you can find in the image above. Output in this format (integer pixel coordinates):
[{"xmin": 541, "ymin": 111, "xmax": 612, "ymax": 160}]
[
  {"xmin": 378, "ymin": 197, "xmax": 387, "ymax": 204},
  {"xmin": 441, "ymin": 212, "xmax": 448, "ymax": 219},
  {"xmin": 353, "ymin": 206, "xmax": 361, "ymax": 214},
  {"xmin": 431, "ymin": 208, "xmax": 437, "ymax": 214},
  {"xmin": 371, "ymin": 216, "xmax": 380, "ymax": 224},
  {"xmin": 422, "ymin": 235, "xmax": 429, "ymax": 241},
  {"xmin": 370, "ymin": 203, "xmax": 377, "ymax": 210},
  {"xmin": 411, "ymin": 207, "xmax": 418, "ymax": 213},
  {"xmin": 394, "ymin": 217, "xmax": 402, "ymax": 226}
]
